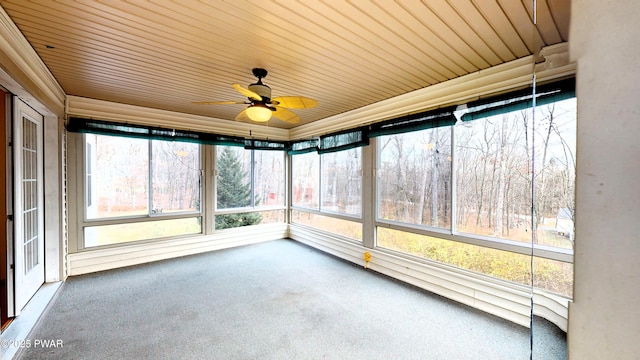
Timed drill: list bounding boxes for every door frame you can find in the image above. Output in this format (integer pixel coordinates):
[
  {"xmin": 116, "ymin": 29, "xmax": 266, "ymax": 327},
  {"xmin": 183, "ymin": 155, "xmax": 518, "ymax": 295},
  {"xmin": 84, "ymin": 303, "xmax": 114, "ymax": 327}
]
[
  {"xmin": 11, "ymin": 98, "xmax": 45, "ymax": 315},
  {"xmin": 1, "ymin": 90, "xmax": 8, "ymax": 328}
]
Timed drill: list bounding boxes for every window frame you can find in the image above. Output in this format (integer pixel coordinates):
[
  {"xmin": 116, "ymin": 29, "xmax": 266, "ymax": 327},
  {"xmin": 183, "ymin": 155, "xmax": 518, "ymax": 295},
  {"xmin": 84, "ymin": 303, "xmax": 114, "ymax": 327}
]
[
  {"xmin": 375, "ymin": 126, "xmax": 453, "ymax": 232},
  {"xmin": 290, "ymin": 147, "xmax": 363, "ymax": 221},
  {"xmin": 83, "ymin": 134, "xmax": 202, "ymax": 222},
  {"xmin": 78, "ymin": 133, "xmax": 204, "ymax": 249},
  {"xmin": 213, "ymin": 145, "xmax": 287, "ymax": 223},
  {"xmin": 373, "ymin": 96, "xmax": 577, "ymax": 265}
]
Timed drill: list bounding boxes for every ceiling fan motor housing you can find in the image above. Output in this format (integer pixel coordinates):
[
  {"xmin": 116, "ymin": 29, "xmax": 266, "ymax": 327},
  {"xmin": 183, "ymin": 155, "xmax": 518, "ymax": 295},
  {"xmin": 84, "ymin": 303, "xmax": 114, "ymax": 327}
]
[{"xmin": 248, "ymin": 83, "xmax": 272, "ymax": 102}]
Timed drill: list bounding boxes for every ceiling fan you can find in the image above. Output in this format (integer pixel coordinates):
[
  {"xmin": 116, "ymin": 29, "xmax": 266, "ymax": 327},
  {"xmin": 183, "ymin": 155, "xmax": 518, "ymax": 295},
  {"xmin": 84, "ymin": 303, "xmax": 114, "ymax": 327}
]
[{"xmin": 193, "ymin": 68, "xmax": 318, "ymax": 124}]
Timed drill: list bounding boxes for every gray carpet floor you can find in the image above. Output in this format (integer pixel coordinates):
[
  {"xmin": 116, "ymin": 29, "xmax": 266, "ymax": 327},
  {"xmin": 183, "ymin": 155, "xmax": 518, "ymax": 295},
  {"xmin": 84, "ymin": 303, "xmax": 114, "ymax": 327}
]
[{"xmin": 17, "ymin": 239, "xmax": 566, "ymax": 359}]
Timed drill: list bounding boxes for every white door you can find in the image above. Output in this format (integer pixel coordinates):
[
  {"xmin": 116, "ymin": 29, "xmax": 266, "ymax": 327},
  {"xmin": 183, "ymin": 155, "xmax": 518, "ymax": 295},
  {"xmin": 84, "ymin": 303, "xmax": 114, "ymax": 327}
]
[{"xmin": 13, "ymin": 99, "xmax": 44, "ymax": 313}]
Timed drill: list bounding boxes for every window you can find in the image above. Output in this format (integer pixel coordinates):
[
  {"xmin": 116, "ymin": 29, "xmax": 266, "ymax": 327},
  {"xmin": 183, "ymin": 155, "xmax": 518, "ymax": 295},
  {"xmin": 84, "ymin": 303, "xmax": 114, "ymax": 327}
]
[
  {"xmin": 216, "ymin": 146, "xmax": 251, "ymax": 210},
  {"xmin": 86, "ymin": 135, "xmax": 149, "ymax": 219},
  {"xmin": 151, "ymin": 141, "xmax": 201, "ymax": 214},
  {"xmin": 86, "ymin": 143, "xmax": 92, "ymax": 207},
  {"xmin": 84, "ymin": 134, "xmax": 201, "ymax": 247},
  {"xmin": 375, "ymin": 93, "xmax": 576, "ymax": 297},
  {"xmin": 321, "ymin": 149, "xmax": 361, "ymax": 216},
  {"xmin": 291, "ymin": 210, "xmax": 362, "ymax": 240},
  {"xmin": 291, "ymin": 151, "xmax": 319, "ymax": 208},
  {"xmin": 377, "ymin": 127, "xmax": 452, "ymax": 228},
  {"xmin": 290, "ymin": 148, "xmax": 362, "ymax": 241},
  {"xmin": 84, "ymin": 218, "xmax": 201, "ymax": 248},
  {"xmin": 292, "ymin": 149, "xmax": 362, "ymax": 216},
  {"xmin": 455, "ymin": 98, "xmax": 576, "ymax": 249},
  {"xmin": 215, "ymin": 146, "xmax": 285, "ymax": 230},
  {"xmin": 85, "ymin": 135, "xmax": 200, "ymax": 219},
  {"xmin": 377, "ymin": 228, "xmax": 573, "ymax": 297}
]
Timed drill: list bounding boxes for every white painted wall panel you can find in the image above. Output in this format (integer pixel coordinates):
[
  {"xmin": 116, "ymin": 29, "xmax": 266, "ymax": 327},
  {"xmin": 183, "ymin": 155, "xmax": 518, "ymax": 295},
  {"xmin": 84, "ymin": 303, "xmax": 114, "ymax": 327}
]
[{"xmin": 569, "ymin": 1, "xmax": 640, "ymax": 358}]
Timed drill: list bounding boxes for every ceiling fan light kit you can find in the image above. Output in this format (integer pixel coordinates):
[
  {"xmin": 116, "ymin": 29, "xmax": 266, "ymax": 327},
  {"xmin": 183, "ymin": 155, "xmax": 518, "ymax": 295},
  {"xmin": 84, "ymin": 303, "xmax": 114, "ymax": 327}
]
[
  {"xmin": 194, "ymin": 68, "xmax": 318, "ymax": 124},
  {"xmin": 246, "ymin": 103, "xmax": 273, "ymax": 122}
]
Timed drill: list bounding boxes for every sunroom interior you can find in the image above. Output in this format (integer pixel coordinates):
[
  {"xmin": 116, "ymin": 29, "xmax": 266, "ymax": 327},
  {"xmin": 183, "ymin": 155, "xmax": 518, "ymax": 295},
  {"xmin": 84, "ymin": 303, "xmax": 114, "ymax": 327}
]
[{"xmin": 1, "ymin": 1, "xmax": 639, "ymax": 359}]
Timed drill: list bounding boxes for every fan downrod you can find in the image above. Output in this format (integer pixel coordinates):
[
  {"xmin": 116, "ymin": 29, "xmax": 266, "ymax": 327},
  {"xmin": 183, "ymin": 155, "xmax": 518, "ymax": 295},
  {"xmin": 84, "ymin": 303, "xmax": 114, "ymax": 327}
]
[{"xmin": 252, "ymin": 68, "xmax": 268, "ymax": 80}]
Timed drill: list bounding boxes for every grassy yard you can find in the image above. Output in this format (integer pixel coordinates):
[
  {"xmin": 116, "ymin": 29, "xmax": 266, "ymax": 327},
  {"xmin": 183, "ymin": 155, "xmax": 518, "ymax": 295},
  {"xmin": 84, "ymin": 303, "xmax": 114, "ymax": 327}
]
[{"xmin": 85, "ymin": 217, "xmax": 201, "ymax": 247}]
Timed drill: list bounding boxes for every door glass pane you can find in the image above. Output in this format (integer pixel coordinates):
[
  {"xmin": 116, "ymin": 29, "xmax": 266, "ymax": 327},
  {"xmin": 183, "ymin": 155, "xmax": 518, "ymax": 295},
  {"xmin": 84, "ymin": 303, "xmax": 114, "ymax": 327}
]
[{"xmin": 22, "ymin": 118, "xmax": 38, "ymax": 273}]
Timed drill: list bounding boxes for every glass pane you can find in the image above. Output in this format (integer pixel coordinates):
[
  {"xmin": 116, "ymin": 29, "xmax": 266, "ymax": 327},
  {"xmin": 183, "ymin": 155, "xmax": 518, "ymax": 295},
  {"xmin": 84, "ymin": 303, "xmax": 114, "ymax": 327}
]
[
  {"xmin": 321, "ymin": 148, "xmax": 361, "ymax": 216},
  {"xmin": 253, "ymin": 150, "xmax": 285, "ymax": 206},
  {"xmin": 377, "ymin": 128, "xmax": 452, "ymax": 228},
  {"xmin": 533, "ymin": 98, "xmax": 576, "ymax": 248},
  {"xmin": 216, "ymin": 146, "xmax": 251, "ymax": 209},
  {"xmin": 455, "ymin": 98, "xmax": 576, "ymax": 249},
  {"xmin": 22, "ymin": 117, "xmax": 40, "ymax": 272},
  {"xmin": 291, "ymin": 210, "xmax": 362, "ymax": 241},
  {"xmin": 291, "ymin": 152, "xmax": 319, "ymax": 209},
  {"xmin": 257, "ymin": 210, "xmax": 285, "ymax": 225},
  {"xmin": 151, "ymin": 141, "xmax": 200, "ymax": 213},
  {"xmin": 377, "ymin": 227, "xmax": 572, "ymax": 297},
  {"xmin": 84, "ymin": 217, "xmax": 202, "ymax": 247},
  {"xmin": 86, "ymin": 134, "xmax": 149, "ymax": 219},
  {"xmin": 215, "ymin": 210, "xmax": 283, "ymax": 230},
  {"xmin": 215, "ymin": 211, "xmax": 262, "ymax": 229}
]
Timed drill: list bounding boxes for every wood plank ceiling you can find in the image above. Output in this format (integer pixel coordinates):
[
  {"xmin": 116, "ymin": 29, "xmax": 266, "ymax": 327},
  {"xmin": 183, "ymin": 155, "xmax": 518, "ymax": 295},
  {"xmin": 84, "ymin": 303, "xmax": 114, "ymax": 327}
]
[{"xmin": 0, "ymin": 0, "xmax": 569, "ymax": 129}]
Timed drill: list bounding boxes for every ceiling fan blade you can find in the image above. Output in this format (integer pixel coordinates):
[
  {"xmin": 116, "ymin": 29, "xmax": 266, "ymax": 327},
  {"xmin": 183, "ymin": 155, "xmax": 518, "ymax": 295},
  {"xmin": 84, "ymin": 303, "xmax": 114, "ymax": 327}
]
[
  {"xmin": 192, "ymin": 101, "xmax": 246, "ymax": 105},
  {"xmin": 272, "ymin": 106, "xmax": 300, "ymax": 124},
  {"xmin": 234, "ymin": 108, "xmax": 251, "ymax": 121},
  {"xmin": 232, "ymin": 83, "xmax": 262, "ymax": 101},
  {"xmin": 271, "ymin": 96, "xmax": 318, "ymax": 109}
]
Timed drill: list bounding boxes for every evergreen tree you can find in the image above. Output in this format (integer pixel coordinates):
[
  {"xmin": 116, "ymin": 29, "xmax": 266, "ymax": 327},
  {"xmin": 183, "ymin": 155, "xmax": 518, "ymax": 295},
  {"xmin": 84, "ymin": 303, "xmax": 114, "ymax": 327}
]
[{"xmin": 215, "ymin": 147, "xmax": 262, "ymax": 229}]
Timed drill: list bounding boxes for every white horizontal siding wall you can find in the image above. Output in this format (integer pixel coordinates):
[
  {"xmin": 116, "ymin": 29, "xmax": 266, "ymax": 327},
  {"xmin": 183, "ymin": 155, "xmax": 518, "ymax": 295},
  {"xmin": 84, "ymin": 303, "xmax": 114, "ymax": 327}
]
[
  {"xmin": 289, "ymin": 224, "xmax": 569, "ymax": 331},
  {"xmin": 67, "ymin": 223, "xmax": 287, "ymax": 276}
]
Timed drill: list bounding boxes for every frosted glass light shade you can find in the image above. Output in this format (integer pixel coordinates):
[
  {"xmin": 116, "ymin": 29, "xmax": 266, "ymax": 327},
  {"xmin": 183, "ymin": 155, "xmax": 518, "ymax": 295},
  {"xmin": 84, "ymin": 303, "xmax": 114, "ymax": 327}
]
[{"xmin": 246, "ymin": 104, "xmax": 272, "ymax": 122}]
